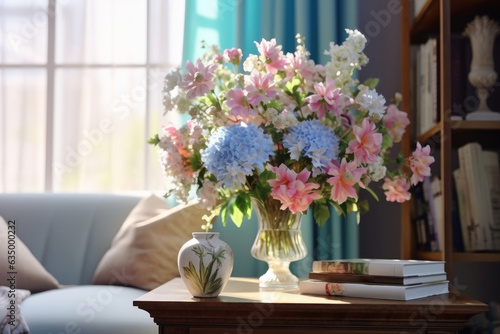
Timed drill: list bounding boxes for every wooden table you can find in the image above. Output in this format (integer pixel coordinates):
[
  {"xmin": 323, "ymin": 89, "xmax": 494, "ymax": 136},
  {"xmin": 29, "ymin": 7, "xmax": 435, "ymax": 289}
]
[{"xmin": 134, "ymin": 277, "xmax": 488, "ymax": 334}]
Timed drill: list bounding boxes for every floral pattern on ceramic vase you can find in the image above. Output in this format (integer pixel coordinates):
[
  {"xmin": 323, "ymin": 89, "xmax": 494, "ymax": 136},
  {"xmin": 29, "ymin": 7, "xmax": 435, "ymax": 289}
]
[{"xmin": 178, "ymin": 232, "xmax": 233, "ymax": 297}]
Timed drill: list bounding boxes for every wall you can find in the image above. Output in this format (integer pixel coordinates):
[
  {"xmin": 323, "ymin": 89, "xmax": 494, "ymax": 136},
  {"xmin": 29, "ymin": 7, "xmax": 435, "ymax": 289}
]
[{"xmin": 356, "ymin": 0, "xmax": 403, "ymax": 259}]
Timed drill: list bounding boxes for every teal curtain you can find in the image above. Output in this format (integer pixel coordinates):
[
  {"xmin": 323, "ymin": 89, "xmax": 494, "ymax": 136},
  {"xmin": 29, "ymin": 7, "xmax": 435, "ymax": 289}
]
[{"xmin": 182, "ymin": 0, "xmax": 359, "ymax": 278}]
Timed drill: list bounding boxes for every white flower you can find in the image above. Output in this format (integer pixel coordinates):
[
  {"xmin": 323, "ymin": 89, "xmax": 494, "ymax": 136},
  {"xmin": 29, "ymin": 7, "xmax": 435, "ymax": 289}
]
[
  {"xmin": 199, "ymin": 179, "xmax": 221, "ymax": 210},
  {"xmin": 163, "ymin": 67, "xmax": 182, "ymax": 92},
  {"xmin": 367, "ymin": 156, "xmax": 387, "ymax": 182},
  {"xmin": 243, "ymin": 54, "xmax": 262, "ymax": 72},
  {"xmin": 173, "ymin": 91, "xmax": 192, "ymax": 114},
  {"xmin": 355, "ymin": 85, "xmax": 387, "ymax": 119},
  {"xmin": 162, "ymin": 92, "xmax": 175, "ymax": 112},
  {"xmin": 265, "ymin": 108, "xmax": 279, "ymax": 119},
  {"xmin": 345, "ymin": 29, "xmax": 367, "ymax": 53},
  {"xmin": 265, "ymin": 107, "xmax": 298, "ymax": 130}
]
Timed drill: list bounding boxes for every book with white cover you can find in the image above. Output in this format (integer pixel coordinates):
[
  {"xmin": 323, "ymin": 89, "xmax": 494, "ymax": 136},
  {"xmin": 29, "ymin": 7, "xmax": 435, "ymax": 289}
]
[
  {"xmin": 458, "ymin": 143, "xmax": 494, "ymax": 250},
  {"xmin": 482, "ymin": 150, "xmax": 500, "ymax": 250},
  {"xmin": 308, "ymin": 272, "xmax": 447, "ymax": 286},
  {"xmin": 311, "ymin": 259, "xmax": 445, "ymax": 277},
  {"xmin": 431, "ymin": 176, "xmax": 444, "ymax": 252},
  {"xmin": 299, "ymin": 280, "xmax": 449, "ymax": 301},
  {"xmin": 423, "ymin": 176, "xmax": 440, "ymax": 251}
]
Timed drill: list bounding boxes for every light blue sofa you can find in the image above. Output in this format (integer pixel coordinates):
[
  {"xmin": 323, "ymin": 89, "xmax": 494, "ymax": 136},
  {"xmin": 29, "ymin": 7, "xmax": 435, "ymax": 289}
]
[
  {"xmin": 0, "ymin": 192, "xmax": 353, "ymax": 333},
  {"xmin": 0, "ymin": 193, "xmax": 156, "ymax": 334}
]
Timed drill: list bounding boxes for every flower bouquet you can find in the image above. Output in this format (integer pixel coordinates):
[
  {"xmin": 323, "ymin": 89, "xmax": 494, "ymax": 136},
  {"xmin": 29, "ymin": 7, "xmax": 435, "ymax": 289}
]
[{"xmin": 149, "ymin": 29, "xmax": 434, "ymax": 288}]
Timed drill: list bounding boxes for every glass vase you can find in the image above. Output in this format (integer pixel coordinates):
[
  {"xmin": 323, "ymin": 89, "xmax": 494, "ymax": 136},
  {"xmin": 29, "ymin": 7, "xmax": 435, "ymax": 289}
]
[{"xmin": 250, "ymin": 197, "xmax": 307, "ymax": 290}]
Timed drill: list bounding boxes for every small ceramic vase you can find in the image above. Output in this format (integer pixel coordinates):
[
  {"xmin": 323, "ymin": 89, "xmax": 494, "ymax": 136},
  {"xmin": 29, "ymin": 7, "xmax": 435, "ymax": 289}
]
[{"xmin": 178, "ymin": 232, "xmax": 233, "ymax": 297}]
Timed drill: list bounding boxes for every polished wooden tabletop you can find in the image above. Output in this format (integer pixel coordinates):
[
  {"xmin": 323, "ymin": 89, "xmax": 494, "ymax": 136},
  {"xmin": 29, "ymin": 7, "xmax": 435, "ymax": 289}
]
[{"xmin": 134, "ymin": 277, "xmax": 488, "ymax": 333}]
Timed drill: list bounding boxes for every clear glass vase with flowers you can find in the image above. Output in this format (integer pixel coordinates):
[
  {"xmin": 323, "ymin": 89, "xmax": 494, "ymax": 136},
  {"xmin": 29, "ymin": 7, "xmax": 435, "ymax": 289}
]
[{"xmin": 149, "ymin": 30, "xmax": 434, "ymax": 289}]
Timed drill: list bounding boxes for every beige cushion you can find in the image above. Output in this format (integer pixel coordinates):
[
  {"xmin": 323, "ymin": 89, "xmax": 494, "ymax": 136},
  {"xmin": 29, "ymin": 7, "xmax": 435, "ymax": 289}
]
[
  {"xmin": 0, "ymin": 216, "xmax": 59, "ymax": 293},
  {"xmin": 92, "ymin": 194, "xmax": 206, "ymax": 290}
]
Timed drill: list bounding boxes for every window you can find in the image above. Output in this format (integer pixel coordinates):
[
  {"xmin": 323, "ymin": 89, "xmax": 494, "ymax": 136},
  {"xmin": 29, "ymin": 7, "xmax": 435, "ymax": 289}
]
[{"xmin": 0, "ymin": 0, "xmax": 185, "ymax": 192}]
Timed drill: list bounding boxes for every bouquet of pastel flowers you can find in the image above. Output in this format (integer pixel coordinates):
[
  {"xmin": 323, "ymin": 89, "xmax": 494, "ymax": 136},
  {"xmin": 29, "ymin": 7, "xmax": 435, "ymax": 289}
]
[{"xmin": 149, "ymin": 29, "xmax": 434, "ymax": 230}]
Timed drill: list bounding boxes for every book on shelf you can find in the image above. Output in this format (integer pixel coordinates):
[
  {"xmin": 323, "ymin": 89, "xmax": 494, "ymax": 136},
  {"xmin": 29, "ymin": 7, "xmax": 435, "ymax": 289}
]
[
  {"xmin": 413, "ymin": 35, "xmax": 474, "ymax": 135},
  {"xmin": 413, "ymin": 182, "xmax": 432, "ymax": 251},
  {"xmin": 482, "ymin": 150, "xmax": 500, "ymax": 250},
  {"xmin": 414, "ymin": 37, "xmax": 438, "ymax": 136},
  {"xmin": 422, "ymin": 176, "xmax": 441, "ymax": 251},
  {"xmin": 299, "ymin": 280, "xmax": 449, "ymax": 301},
  {"xmin": 308, "ymin": 272, "xmax": 447, "ymax": 286},
  {"xmin": 451, "ymin": 173, "xmax": 465, "ymax": 252},
  {"xmin": 457, "ymin": 143, "xmax": 500, "ymax": 251},
  {"xmin": 311, "ymin": 259, "xmax": 445, "ymax": 277},
  {"xmin": 431, "ymin": 176, "xmax": 444, "ymax": 252},
  {"xmin": 454, "ymin": 169, "xmax": 472, "ymax": 251}
]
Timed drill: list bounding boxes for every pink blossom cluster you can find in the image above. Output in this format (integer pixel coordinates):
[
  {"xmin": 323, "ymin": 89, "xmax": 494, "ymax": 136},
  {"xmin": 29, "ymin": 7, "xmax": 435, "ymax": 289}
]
[
  {"xmin": 380, "ymin": 143, "xmax": 434, "ymax": 203},
  {"xmin": 326, "ymin": 159, "xmax": 367, "ymax": 205},
  {"xmin": 158, "ymin": 121, "xmax": 202, "ymax": 197},
  {"xmin": 268, "ymin": 164, "xmax": 322, "ymax": 213},
  {"xmin": 179, "ymin": 59, "xmax": 217, "ymax": 99},
  {"xmin": 155, "ymin": 31, "xmax": 437, "ymax": 218}
]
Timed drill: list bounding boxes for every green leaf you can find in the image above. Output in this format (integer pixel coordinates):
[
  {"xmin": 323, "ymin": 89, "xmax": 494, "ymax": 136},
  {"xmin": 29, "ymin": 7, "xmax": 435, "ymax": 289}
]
[
  {"xmin": 357, "ymin": 199, "xmax": 370, "ymax": 214},
  {"xmin": 396, "ymin": 153, "xmax": 406, "ymax": 165},
  {"xmin": 346, "ymin": 201, "xmax": 358, "ymax": 214},
  {"xmin": 190, "ymin": 150, "xmax": 203, "ymax": 171},
  {"xmin": 267, "ymin": 99, "xmax": 283, "ymax": 111},
  {"xmin": 207, "ymin": 93, "xmax": 218, "ymax": 106},
  {"xmin": 259, "ymin": 169, "xmax": 275, "ymax": 185},
  {"xmin": 381, "ymin": 133, "xmax": 393, "ymax": 151},
  {"xmin": 364, "ymin": 186, "xmax": 379, "ymax": 202},
  {"xmin": 219, "ymin": 201, "xmax": 229, "ymax": 227},
  {"xmin": 363, "ymin": 78, "xmax": 379, "ymax": 90},
  {"xmin": 235, "ymin": 193, "xmax": 252, "ymax": 219},
  {"xmin": 229, "ymin": 200, "xmax": 244, "ymax": 228},
  {"xmin": 147, "ymin": 134, "xmax": 160, "ymax": 145},
  {"xmin": 250, "ymin": 185, "xmax": 267, "ymax": 203},
  {"xmin": 312, "ymin": 201, "xmax": 330, "ymax": 227},
  {"xmin": 331, "ymin": 201, "xmax": 346, "ymax": 217}
]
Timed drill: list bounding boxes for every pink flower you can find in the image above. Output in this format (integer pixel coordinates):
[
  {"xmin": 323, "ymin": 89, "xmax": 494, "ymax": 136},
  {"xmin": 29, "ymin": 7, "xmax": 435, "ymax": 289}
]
[
  {"xmin": 408, "ymin": 142, "xmax": 435, "ymax": 185},
  {"xmin": 382, "ymin": 176, "xmax": 411, "ymax": 203},
  {"xmin": 304, "ymin": 77, "xmax": 344, "ymax": 119},
  {"xmin": 255, "ymin": 38, "xmax": 289, "ymax": 74},
  {"xmin": 326, "ymin": 158, "xmax": 366, "ymax": 204},
  {"xmin": 383, "ymin": 104, "xmax": 410, "ymax": 143},
  {"xmin": 285, "ymin": 51, "xmax": 315, "ymax": 82},
  {"xmin": 162, "ymin": 122, "xmax": 179, "ymax": 143},
  {"xmin": 226, "ymin": 88, "xmax": 256, "ymax": 121},
  {"xmin": 212, "ymin": 53, "xmax": 224, "ymax": 64},
  {"xmin": 268, "ymin": 164, "xmax": 322, "ymax": 213},
  {"xmin": 245, "ymin": 69, "xmax": 280, "ymax": 106},
  {"xmin": 179, "ymin": 59, "xmax": 217, "ymax": 99},
  {"xmin": 347, "ymin": 118, "xmax": 382, "ymax": 163},
  {"xmin": 223, "ymin": 48, "xmax": 243, "ymax": 65}
]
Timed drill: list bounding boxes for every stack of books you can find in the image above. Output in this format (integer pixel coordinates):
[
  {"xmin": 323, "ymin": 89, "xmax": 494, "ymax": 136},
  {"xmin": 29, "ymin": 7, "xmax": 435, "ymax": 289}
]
[{"xmin": 299, "ymin": 259, "xmax": 448, "ymax": 301}]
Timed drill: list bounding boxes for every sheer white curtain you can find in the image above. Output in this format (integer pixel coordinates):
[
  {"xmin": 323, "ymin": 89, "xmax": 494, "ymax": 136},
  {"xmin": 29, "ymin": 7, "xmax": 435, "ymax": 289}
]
[{"xmin": 0, "ymin": 0, "xmax": 184, "ymax": 192}]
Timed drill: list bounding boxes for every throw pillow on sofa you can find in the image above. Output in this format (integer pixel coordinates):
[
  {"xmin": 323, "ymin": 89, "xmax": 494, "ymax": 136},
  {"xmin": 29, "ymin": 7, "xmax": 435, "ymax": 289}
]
[
  {"xmin": 92, "ymin": 194, "xmax": 206, "ymax": 290},
  {"xmin": 0, "ymin": 216, "xmax": 59, "ymax": 293}
]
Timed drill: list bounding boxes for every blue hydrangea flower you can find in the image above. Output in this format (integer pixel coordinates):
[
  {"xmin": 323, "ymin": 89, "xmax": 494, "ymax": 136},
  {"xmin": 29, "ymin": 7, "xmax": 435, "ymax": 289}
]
[
  {"xmin": 201, "ymin": 123, "xmax": 274, "ymax": 189},
  {"xmin": 283, "ymin": 120, "xmax": 339, "ymax": 170}
]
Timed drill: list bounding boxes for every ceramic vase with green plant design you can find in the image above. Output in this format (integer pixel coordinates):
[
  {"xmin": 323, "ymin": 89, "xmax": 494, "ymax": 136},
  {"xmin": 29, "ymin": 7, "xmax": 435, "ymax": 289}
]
[{"xmin": 178, "ymin": 232, "xmax": 233, "ymax": 297}]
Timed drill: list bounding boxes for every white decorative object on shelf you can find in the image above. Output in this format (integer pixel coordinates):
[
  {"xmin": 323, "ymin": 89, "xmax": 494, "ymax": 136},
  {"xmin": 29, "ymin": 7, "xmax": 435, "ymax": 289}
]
[{"xmin": 463, "ymin": 15, "xmax": 500, "ymax": 121}]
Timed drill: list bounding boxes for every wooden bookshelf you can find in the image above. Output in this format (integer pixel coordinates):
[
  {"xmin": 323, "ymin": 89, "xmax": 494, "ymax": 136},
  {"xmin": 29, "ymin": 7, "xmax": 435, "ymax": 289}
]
[
  {"xmin": 453, "ymin": 252, "xmax": 500, "ymax": 263},
  {"xmin": 400, "ymin": 0, "xmax": 500, "ymax": 283}
]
